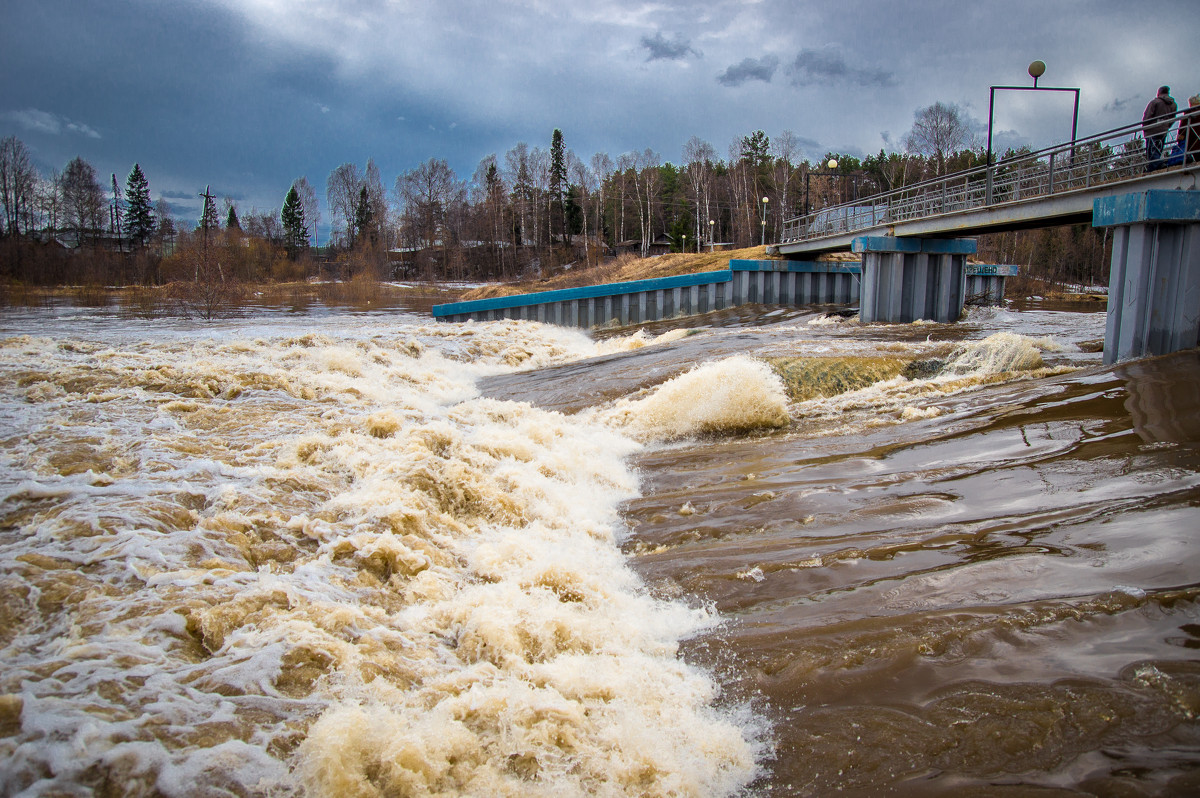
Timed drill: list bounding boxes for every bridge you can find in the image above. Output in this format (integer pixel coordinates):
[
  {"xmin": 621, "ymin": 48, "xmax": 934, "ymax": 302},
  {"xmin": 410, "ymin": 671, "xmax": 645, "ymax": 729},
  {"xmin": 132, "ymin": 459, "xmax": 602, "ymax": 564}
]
[{"xmin": 771, "ymin": 114, "xmax": 1200, "ymax": 364}]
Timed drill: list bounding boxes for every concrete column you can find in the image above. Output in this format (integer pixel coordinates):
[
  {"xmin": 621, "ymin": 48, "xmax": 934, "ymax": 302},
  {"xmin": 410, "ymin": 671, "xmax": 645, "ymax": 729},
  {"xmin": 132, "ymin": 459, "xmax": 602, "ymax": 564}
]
[
  {"xmin": 853, "ymin": 236, "xmax": 974, "ymax": 323},
  {"xmin": 1094, "ymin": 190, "xmax": 1200, "ymax": 364}
]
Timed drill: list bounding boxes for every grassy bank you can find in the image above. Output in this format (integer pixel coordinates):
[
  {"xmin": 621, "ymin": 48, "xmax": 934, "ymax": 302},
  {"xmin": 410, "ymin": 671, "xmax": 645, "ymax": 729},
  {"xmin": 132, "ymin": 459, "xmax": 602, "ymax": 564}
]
[{"xmin": 460, "ymin": 246, "xmax": 797, "ymax": 301}]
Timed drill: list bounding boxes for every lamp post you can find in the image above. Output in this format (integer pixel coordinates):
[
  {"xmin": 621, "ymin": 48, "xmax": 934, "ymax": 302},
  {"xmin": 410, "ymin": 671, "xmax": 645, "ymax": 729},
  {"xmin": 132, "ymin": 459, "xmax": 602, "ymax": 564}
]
[
  {"xmin": 682, "ymin": 234, "xmax": 686, "ymax": 253},
  {"xmin": 708, "ymin": 219, "xmax": 714, "ymax": 251},
  {"xmin": 804, "ymin": 158, "xmax": 839, "ymax": 218},
  {"xmin": 760, "ymin": 196, "xmax": 769, "ymax": 246},
  {"xmin": 985, "ymin": 60, "xmax": 1080, "ymax": 204}
]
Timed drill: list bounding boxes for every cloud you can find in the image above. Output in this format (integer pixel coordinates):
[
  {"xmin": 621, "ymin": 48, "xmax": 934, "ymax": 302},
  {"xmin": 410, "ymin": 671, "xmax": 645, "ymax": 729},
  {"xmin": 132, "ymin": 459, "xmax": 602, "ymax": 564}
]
[
  {"xmin": 786, "ymin": 48, "xmax": 894, "ymax": 88},
  {"xmin": 66, "ymin": 121, "xmax": 101, "ymax": 139},
  {"xmin": 2, "ymin": 108, "xmax": 101, "ymax": 138},
  {"xmin": 717, "ymin": 56, "xmax": 780, "ymax": 87},
  {"xmin": 1104, "ymin": 95, "xmax": 1138, "ymax": 114},
  {"xmin": 640, "ymin": 32, "xmax": 697, "ymax": 62}
]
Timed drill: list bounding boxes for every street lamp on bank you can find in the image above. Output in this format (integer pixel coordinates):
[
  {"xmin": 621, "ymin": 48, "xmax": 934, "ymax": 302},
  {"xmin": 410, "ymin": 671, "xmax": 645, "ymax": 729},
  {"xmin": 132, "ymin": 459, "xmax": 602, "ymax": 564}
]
[
  {"xmin": 708, "ymin": 219, "xmax": 714, "ymax": 251},
  {"xmin": 985, "ymin": 60, "xmax": 1080, "ymax": 204},
  {"xmin": 760, "ymin": 196, "xmax": 769, "ymax": 246}
]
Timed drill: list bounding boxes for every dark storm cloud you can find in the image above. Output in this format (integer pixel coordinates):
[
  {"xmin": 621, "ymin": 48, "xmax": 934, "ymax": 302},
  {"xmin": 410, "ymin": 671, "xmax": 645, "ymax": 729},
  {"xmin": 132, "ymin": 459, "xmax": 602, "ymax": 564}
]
[
  {"xmin": 640, "ymin": 32, "xmax": 698, "ymax": 62},
  {"xmin": 2, "ymin": 0, "xmax": 1194, "ymax": 228},
  {"xmin": 787, "ymin": 48, "xmax": 895, "ymax": 88},
  {"xmin": 717, "ymin": 56, "xmax": 780, "ymax": 87}
]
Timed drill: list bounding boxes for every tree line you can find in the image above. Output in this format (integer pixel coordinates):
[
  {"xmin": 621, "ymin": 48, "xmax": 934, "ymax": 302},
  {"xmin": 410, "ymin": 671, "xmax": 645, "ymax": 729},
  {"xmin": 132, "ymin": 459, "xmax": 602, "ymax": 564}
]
[{"xmin": 0, "ymin": 102, "xmax": 1114, "ymax": 292}]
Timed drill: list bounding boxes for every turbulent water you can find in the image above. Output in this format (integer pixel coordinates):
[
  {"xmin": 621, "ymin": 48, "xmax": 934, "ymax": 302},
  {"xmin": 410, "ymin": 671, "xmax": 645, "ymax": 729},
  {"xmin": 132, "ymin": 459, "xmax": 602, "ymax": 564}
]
[{"xmin": 1, "ymin": 300, "xmax": 1197, "ymax": 797}]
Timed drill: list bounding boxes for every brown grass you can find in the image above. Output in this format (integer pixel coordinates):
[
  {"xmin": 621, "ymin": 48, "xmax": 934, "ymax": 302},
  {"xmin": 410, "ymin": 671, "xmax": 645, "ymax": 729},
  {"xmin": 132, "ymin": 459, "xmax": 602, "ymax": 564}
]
[{"xmin": 459, "ymin": 247, "xmax": 791, "ymax": 301}]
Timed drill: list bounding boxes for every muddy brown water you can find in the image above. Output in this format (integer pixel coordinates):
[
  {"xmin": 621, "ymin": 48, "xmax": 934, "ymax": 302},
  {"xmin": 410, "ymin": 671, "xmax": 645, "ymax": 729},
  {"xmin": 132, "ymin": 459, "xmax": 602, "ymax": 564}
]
[{"xmin": 1, "ymin": 301, "xmax": 1197, "ymax": 796}]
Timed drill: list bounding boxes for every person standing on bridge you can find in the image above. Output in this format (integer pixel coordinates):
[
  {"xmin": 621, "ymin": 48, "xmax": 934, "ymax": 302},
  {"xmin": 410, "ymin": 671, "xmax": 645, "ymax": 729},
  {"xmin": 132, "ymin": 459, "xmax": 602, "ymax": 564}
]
[
  {"xmin": 1178, "ymin": 94, "xmax": 1200, "ymax": 165},
  {"xmin": 1142, "ymin": 86, "xmax": 1178, "ymax": 172}
]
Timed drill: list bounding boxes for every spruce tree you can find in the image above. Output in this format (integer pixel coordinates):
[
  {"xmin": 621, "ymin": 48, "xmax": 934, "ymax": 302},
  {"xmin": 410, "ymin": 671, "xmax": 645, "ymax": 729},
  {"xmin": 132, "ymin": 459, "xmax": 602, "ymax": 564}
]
[
  {"xmin": 353, "ymin": 185, "xmax": 374, "ymax": 246},
  {"xmin": 225, "ymin": 201, "xmax": 240, "ymax": 231},
  {"xmin": 281, "ymin": 185, "xmax": 308, "ymax": 258},
  {"xmin": 550, "ymin": 128, "xmax": 567, "ymax": 245}
]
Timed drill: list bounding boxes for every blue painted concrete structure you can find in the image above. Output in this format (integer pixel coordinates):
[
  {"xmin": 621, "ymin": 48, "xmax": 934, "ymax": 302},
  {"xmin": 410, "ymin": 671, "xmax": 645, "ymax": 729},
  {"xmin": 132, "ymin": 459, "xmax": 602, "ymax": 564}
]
[
  {"xmin": 1094, "ymin": 190, "xmax": 1200, "ymax": 364},
  {"xmin": 432, "ymin": 256, "xmax": 1014, "ymax": 328},
  {"xmin": 853, "ymin": 236, "xmax": 977, "ymax": 324}
]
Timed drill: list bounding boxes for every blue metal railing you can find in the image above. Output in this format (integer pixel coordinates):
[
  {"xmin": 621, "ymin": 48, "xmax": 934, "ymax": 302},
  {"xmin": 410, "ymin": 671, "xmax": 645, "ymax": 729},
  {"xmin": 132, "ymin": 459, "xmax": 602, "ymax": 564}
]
[{"xmin": 781, "ymin": 110, "xmax": 1197, "ymax": 244}]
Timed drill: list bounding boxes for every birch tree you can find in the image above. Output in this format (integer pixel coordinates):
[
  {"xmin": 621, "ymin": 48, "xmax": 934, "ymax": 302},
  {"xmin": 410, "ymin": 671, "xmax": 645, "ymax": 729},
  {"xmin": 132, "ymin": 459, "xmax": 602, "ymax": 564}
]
[
  {"xmin": 683, "ymin": 136, "xmax": 717, "ymax": 247},
  {"xmin": 904, "ymin": 101, "xmax": 975, "ymax": 177},
  {"xmin": 504, "ymin": 142, "xmax": 532, "ymax": 249},
  {"xmin": 589, "ymin": 152, "xmax": 613, "ymax": 247}
]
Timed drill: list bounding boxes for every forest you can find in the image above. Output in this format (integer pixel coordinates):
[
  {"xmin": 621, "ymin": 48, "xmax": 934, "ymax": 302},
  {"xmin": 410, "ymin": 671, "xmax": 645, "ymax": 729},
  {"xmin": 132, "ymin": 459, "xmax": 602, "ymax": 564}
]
[{"xmin": 0, "ymin": 102, "xmax": 1114, "ymax": 301}]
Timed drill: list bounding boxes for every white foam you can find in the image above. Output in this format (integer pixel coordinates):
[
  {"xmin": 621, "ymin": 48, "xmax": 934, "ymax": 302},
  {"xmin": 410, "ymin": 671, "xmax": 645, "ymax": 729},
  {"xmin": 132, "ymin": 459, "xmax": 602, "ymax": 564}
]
[
  {"xmin": 0, "ymin": 317, "xmax": 760, "ymax": 796},
  {"xmin": 592, "ymin": 356, "xmax": 790, "ymax": 442}
]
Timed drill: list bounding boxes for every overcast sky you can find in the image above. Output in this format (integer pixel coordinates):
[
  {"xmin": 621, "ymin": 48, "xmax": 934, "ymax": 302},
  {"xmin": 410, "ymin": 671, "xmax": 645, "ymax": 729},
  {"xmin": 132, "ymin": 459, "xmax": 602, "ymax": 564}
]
[{"xmin": 4, "ymin": 0, "xmax": 1198, "ymax": 239}]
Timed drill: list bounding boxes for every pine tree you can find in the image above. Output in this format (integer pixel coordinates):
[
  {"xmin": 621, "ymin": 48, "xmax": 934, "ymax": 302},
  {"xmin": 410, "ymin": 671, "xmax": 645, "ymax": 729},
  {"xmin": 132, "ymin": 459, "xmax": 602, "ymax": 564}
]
[
  {"xmin": 124, "ymin": 164, "xmax": 155, "ymax": 248},
  {"xmin": 281, "ymin": 185, "xmax": 308, "ymax": 257}
]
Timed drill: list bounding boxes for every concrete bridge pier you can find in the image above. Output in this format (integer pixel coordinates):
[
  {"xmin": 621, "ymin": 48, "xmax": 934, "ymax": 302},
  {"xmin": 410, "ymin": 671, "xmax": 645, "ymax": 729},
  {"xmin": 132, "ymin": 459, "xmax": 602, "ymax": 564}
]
[
  {"xmin": 1094, "ymin": 190, "xmax": 1200, "ymax": 365},
  {"xmin": 853, "ymin": 236, "xmax": 976, "ymax": 323}
]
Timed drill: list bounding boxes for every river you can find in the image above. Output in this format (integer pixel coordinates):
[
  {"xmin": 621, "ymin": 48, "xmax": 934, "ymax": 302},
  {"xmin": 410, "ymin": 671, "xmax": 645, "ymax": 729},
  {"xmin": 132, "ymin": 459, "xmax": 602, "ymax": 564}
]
[{"xmin": 1, "ymin": 298, "xmax": 1197, "ymax": 796}]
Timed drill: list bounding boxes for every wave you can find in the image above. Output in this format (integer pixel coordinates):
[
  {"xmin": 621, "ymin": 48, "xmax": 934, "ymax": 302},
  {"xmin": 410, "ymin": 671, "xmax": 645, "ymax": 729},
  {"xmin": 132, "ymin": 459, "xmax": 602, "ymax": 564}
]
[{"xmin": 0, "ymin": 319, "xmax": 761, "ymax": 797}]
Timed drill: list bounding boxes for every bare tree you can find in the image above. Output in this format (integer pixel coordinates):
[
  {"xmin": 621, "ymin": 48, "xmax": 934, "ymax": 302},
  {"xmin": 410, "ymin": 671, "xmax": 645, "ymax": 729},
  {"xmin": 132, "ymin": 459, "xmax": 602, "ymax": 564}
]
[
  {"xmin": 771, "ymin": 131, "xmax": 802, "ymax": 226},
  {"xmin": 727, "ymin": 138, "xmax": 753, "ymax": 246},
  {"xmin": 154, "ymin": 197, "xmax": 176, "ymax": 252},
  {"xmin": 1, "ymin": 136, "xmax": 38, "ymax": 237},
  {"xmin": 59, "ymin": 156, "xmax": 106, "ymax": 247},
  {"xmin": 903, "ymin": 101, "xmax": 976, "ymax": 176},
  {"xmin": 397, "ymin": 158, "xmax": 454, "ymax": 248},
  {"xmin": 37, "ymin": 172, "xmax": 62, "ymax": 236},
  {"xmin": 326, "ymin": 163, "xmax": 362, "ymax": 247},
  {"xmin": 528, "ymin": 146, "xmax": 549, "ymax": 247},
  {"xmin": 632, "ymin": 149, "xmax": 661, "ymax": 257},
  {"xmin": 472, "ymin": 154, "xmax": 510, "ymax": 276},
  {"xmin": 396, "ymin": 158, "xmax": 463, "ymax": 278},
  {"xmin": 615, "ymin": 152, "xmax": 636, "ymax": 245},
  {"xmin": 590, "ymin": 152, "xmax": 613, "ymax": 248},
  {"xmin": 683, "ymin": 136, "xmax": 717, "ymax": 249},
  {"xmin": 504, "ymin": 142, "xmax": 532, "ymax": 248},
  {"xmin": 568, "ymin": 152, "xmax": 595, "ymax": 267}
]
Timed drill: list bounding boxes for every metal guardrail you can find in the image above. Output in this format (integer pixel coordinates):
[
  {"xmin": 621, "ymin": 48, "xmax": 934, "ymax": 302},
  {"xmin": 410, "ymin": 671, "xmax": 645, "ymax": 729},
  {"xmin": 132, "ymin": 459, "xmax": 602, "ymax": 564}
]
[{"xmin": 781, "ymin": 110, "xmax": 1197, "ymax": 243}]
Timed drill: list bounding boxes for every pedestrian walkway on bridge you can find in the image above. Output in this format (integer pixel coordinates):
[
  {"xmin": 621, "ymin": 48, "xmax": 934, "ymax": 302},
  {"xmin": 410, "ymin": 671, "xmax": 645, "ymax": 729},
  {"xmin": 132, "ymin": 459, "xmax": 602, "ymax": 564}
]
[
  {"xmin": 773, "ymin": 113, "xmax": 1200, "ymax": 365},
  {"xmin": 775, "ymin": 112, "xmax": 1200, "ymax": 257}
]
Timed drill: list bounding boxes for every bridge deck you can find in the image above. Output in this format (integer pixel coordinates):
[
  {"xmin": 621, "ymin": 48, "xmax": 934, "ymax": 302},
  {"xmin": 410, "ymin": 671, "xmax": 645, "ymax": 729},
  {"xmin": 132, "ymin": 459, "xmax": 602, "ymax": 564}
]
[
  {"xmin": 776, "ymin": 113, "xmax": 1200, "ymax": 256},
  {"xmin": 776, "ymin": 167, "xmax": 1200, "ymax": 256}
]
